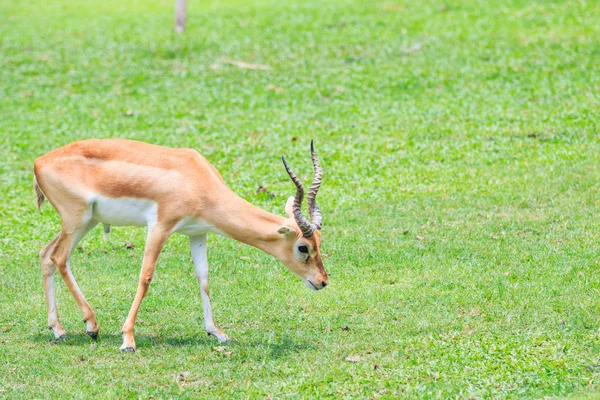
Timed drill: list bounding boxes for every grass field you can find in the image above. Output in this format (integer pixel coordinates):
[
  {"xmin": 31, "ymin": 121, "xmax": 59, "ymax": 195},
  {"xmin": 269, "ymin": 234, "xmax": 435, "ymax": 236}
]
[{"xmin": 1, "ymin": 0, "xmax": 600, "ymax": 398}]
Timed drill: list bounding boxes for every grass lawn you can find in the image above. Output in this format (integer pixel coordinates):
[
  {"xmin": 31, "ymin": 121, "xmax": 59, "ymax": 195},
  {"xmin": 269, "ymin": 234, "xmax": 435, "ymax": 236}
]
[{"xmin": 1, "ymin": 0, "xmax": 600, "ymax": 397}]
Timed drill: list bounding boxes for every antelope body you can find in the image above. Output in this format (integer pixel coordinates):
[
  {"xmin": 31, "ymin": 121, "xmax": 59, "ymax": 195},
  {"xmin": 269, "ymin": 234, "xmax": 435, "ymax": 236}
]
[{"xmin": 33, "ymin": 139, "xmax": 327, "ymax": 351}]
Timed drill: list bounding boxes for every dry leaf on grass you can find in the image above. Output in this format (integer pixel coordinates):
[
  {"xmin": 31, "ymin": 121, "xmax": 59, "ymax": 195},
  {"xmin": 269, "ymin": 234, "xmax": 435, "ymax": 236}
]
[
  {"xmin": 416, "ymin": 235, "xmax": 424, "ymax": 241},
  {"xmin": 222, "ymin": 57, "xmax": 270, "ymax": 70},
  {"xmin": 266, "ymin": 84, "xmax": 283, "ymax": 93},
  {"xmin": 383, "ymin": 4, "xmax": 404, "ymax": 11},
  {"xmin": 176, "ymin": 371, "xmax": 189, "ymax": 383},
  {"xmin": 400, "ymin": 43, "xmax": 423, "ymax": 54},
  {"xmin": 214, "ymin": 346, "xmax": 233, "ymax": 357},
  {"xmin": 345, "ymin": 355, "xmax": 362, "ymax": 362}
]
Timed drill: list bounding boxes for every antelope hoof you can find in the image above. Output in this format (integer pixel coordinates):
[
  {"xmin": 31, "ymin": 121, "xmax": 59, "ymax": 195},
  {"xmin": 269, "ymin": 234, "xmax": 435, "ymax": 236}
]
[
  {"xmin": 120, "ymin": 337, "xmax": 136, "ymax": 352},
  {"xmin": 49, "ymin": 326, "xmax": 67, "ymax": 340},
  {"xmin": 208, "ymin": 330, "xmax": 231, "ymax": 344},
  {"xmin": 84, "ymin": 319, "xmax": 98, "ymax": 335},
  {"xmin": 87, "ymin": 331, "xmax": 98, "ymax": 340},
  {"xmin": 121, "ymin": 347, "xmax": 135, "ymax": 353}
]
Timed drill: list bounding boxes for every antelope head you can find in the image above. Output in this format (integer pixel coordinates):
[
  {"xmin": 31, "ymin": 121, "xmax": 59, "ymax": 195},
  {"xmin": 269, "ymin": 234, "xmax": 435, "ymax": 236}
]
[{"xmin": 278, "ymin": 141, "xmax": 329, "ymax": 290}]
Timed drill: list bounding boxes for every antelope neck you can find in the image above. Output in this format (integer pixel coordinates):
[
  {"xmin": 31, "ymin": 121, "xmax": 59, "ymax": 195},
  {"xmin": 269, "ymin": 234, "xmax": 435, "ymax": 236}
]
[{"xmin": 209, "ymin": 193, "xmax": 290, "ymax": 258}]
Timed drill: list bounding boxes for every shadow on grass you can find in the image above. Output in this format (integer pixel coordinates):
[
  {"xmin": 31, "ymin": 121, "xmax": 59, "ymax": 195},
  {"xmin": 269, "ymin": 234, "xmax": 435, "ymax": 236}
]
[
  {"xmin": 32, "ymin": 331, "xmax": 219, "ymax": 348},
  {"xmin": 245, "ymin": 335, "xmax": 315, "ymax": 360},
  {"xmin": 32, "ymin": 332, "xmax": 315, "ymax": 358}
]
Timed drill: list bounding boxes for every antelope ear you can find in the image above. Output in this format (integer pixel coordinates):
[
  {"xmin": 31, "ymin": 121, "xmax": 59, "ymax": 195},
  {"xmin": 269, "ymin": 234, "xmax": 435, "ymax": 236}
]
[
  {"xmin": 277, "ymin": 225, "xmax": 297, "ymax": 238},
  {"xmin": 284, "ymin": 196, "xmax": 295, "ymax": 218}
]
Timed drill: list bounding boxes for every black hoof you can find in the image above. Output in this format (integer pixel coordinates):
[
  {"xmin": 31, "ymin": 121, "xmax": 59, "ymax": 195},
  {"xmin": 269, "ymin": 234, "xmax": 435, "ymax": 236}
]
[
  {"xmin": 121, "ymin": 347, "xmax": 135, "ymax": 353},
  {"xmin": 87, "ymin": 331, "xmax": 98, "ymax": 340}
]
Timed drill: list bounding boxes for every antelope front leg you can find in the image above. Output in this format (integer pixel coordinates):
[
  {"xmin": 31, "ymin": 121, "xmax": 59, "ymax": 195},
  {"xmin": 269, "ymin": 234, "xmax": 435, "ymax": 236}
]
[
  {"xmin": 190, "ymin": 234, "xmax": 230, "ymax": 343},
  {"xmin": 120, "ymin": 225, "xmax": 170, "ymax": 352}
]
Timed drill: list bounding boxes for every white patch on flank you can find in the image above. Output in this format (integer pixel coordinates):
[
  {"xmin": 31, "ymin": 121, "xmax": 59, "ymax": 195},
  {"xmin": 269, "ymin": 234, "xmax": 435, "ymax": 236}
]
[{"xmin": 91, "ymin": 195, "xmax": 158, "ymax": 227}]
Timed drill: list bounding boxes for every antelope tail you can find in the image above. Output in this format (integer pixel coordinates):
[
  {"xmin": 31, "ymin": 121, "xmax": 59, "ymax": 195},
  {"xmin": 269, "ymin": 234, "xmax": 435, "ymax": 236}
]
[{"xmin": 34, "ymin": 176, "xmax": 45, "ymax": 210}]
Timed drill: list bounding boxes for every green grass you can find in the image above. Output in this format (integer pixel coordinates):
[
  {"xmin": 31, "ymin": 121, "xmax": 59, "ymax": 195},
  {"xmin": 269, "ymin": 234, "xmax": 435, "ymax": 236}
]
[{"xmin": 1, "ymin": 0, "xmax": 600, "ymax": 397}]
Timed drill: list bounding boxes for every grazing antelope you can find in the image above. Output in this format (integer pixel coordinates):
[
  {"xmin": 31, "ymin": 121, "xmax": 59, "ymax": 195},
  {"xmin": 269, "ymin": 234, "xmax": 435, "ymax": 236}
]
[{"xmin": 33, "ymin": 139, "xmax": 328, "ymax": 352}]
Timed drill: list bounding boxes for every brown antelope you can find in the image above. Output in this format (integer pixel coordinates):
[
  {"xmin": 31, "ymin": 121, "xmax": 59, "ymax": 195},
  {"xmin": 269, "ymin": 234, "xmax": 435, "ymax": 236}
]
[{"xmin": 33, "ymin": 139, "xmax": 328, "ymax": 352}]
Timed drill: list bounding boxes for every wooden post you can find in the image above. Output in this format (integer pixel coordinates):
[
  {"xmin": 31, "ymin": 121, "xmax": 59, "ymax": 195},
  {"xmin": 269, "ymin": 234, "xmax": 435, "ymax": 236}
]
[{"xmin": 175, "ymin": 0, "xmax": 187, "ymax": 33}]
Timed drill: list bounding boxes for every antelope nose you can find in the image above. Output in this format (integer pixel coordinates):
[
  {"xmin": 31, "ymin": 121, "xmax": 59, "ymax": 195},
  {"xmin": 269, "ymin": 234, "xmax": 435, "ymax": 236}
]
[{"xmin": 321, "ymin": 281, "xmax": 328, "ymax": 288}]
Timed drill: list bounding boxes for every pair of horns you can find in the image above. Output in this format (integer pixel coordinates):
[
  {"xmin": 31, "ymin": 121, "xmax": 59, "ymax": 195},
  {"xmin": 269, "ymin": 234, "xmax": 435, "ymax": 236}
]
[{"xmin": 282, "ymin": 140, "xmax": 323, "ymax": 238}]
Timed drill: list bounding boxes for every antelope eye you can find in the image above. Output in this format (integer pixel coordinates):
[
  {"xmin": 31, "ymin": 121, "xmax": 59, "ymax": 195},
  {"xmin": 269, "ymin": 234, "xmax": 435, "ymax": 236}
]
[{"xmin": 298, "ymin": 245, "xmax": 309, "ymax": 254}]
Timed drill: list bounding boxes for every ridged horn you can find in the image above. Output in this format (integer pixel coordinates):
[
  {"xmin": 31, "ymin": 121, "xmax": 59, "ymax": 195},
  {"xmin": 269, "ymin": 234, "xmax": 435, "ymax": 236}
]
[
  {"xmin": 307, "ymin": 140, "xmax": 322, "ymax": 229},
  {"xmin": 282, "ymin": 155, "xmax": 315, "ymax": 237}
]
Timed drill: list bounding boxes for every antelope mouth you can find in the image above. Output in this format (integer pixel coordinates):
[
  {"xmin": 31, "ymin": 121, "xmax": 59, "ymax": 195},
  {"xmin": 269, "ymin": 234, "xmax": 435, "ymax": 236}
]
[{"xmin": 306, "ymin": 280, "xmax": 319, "ymax": 291}]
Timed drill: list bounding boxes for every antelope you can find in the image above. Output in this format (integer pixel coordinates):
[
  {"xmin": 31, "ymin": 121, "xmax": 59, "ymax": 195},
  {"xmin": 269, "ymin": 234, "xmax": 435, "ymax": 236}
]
[{"xmin": 33, "ymin": 139, "xmax": 328, "ymax": 352}]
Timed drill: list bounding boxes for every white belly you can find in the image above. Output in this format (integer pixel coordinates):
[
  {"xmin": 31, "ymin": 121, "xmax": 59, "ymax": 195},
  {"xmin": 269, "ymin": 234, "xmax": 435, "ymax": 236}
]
[
  {"xmin": 91, "ymin": 196, "xmax": 157, "ymax": 227},
  {"xmin": 172, "ymin": 216, "xmax": 222, "ymax": 236},
  {"xmin": 89, "ymin": 195, "xmax": 225, "ymax": 237}
]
